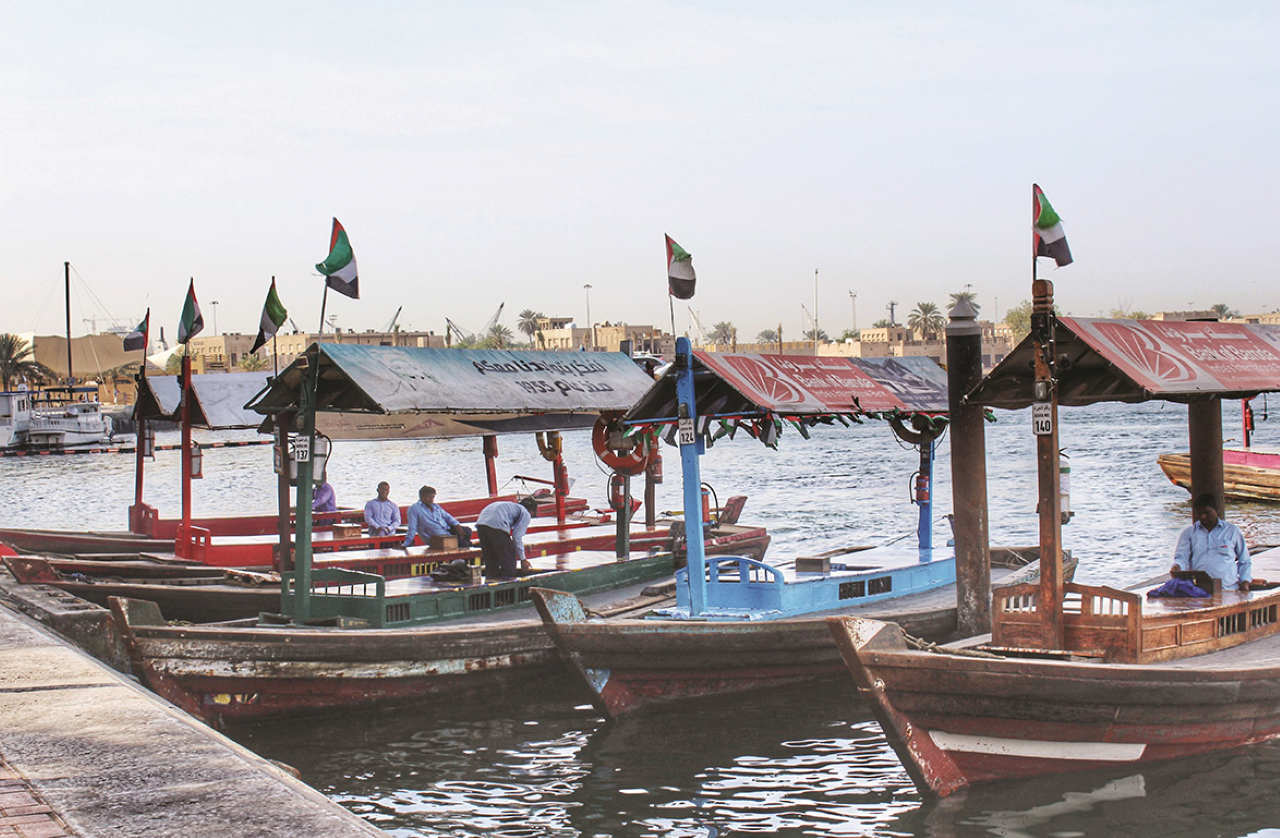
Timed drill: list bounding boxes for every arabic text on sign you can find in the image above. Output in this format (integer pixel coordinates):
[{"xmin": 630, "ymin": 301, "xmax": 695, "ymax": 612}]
[{"xmin": 1032, "ymin": 402, "xmax": 1053, "ymax": 436}]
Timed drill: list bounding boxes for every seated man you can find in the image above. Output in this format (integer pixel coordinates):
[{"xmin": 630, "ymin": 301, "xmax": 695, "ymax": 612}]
[
  {"xmin": 1170, "ymin": 493, "xmax": 1251, "ymax": 592},
  {"xmin": 312, "ymin": 480, "xmax": 337, "ymax": 514},
  {"xmin": 404, "ymin": 486, "xmax": 463, "ymax": 549},
  {"xmin": 475, "ymin": 496, "xmax": 539, "ymax": 580},
  {"xmin": 364, "ymin": 481, "xmax": 401, "ymax": 537}
]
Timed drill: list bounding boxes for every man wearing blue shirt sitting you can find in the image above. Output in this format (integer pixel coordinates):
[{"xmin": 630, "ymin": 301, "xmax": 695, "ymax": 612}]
[
  {"xmin": 476, "ymin": 496, "xmax": 539, "ymax": 580},
  {"xmin": 1171, "ymin": 493, "xmax": 1251, "ymax": 592},
  {"xmin": 364, "ymin": 481, "xmax": 401, "ymax": 537},
  {"xmin": 404, "ymin": 486, "xmax": 462, "ymax": 549}
]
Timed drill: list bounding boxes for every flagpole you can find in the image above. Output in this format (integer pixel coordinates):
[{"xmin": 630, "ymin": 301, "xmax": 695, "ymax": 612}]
[
  {"xmin": 669, "ymin": 294, "xmax": 676, "ymax": 343},
  {"xmin": 318, "ymin": 284, "xmax": 330, "ymax": 337}
]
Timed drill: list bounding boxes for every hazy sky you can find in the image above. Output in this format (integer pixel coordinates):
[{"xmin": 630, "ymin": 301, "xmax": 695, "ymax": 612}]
[{"xmin": 5, "ymin": 1, "xmax": 1278, "ymax": 344}]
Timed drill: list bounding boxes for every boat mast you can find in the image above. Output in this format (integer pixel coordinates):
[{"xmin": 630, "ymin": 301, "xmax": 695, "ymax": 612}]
[
  {"xmin": 673, "ymin": 336, "xmax": 709, "ymax": 614},
  {"xmin": 64, "ymin": 261, "xmax": 73, "ymax": 387}
]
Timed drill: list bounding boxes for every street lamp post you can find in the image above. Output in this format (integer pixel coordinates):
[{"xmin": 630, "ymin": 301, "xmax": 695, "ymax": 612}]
[
  {"xmin": 211, "ymin": 301, "xmax": 219, "ymax": 336},
  {"xmin": 583, "ymin": 284, "xmax": 593, "ymax": 350},
  {"xmin": 813, "ymin": 269, "xmax": 819, "ymax": 354},
  {"xmin": 848, "ymin": 289, "xmax": 857, "ymax": 335}
]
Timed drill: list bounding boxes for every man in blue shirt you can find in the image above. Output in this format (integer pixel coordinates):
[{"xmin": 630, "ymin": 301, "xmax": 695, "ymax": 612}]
[
  {"xmin": 404, "ymin": 486, "xmax": 462, "ymax": 549},
  {"xmin": 476, "ymin": 496, "xmax": 539, "ymax": 580},
  {"xmin": 364, "ymin": 481, "xmax": 401, "ymax": 537},
  {"xmin": 312, "ymin": 481, "xmax": 337, "ymax": 514},
  {"xmin": 1171, "ymin": 493, "xmax": 1251, "ymax": 592}
]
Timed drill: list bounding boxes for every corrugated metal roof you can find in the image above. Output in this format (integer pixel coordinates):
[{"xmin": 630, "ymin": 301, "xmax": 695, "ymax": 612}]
[
  {"xmin": 135, "ymin": 372, "xmax": 270, "ymax": 429},
  {"xmin": 625, "ymin": 352, "xmax": 948, "ymax": 424},
  {"xmin": 244, "ymin": 344, "xmax": 657, "ymax": 437},
  {"xmin": 969, "ymin": 317, "xmax": 1280, "ymax": 409}
]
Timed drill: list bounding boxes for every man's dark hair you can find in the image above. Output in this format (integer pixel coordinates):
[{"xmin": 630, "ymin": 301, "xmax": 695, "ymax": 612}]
[
  {"xmin": 518, "ymin": 496, "xmax": 539, "ymax": 514},
  {"xmin": 419, "ymin": 486, "xmax": 436, "ymax": 498},
  {"xmin": 1192, "ymin": 492, "xmax": 1218, "ymax": 511}
]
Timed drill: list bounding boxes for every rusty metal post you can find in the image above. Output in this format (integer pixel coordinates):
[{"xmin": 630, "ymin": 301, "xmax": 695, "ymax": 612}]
[
  {"xmin": 945, "ymin": 299, "xmax": 991, "ymax": 637},
  {"xmin": 483, "ymin": 435, "xmax": 499, "ymax": 496},
  {"xmin": 1188, "ymin": 398, "xmax": 1225, "ymax": 516},
  {"xmin": 276, "ymin": 411, "xmax": 294, "ymax": 573},
  {"xmin": 1031, "ymin": 279, "xmax": 1064, "ymax": 649}
]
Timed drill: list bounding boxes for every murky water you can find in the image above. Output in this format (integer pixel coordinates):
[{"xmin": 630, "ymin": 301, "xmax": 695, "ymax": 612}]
[{"xmin": 4, "ymin": 399, "xmax": 1280, "ymax": 835}]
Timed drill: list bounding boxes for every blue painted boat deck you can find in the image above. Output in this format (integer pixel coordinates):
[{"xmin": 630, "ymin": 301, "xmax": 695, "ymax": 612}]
[{"xmin": 655, "ymin": 542, "xmax": 956, "ymax": 621}]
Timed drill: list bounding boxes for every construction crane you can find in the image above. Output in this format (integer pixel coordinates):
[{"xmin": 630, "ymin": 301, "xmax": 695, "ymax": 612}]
[
  {"xmin": 383, "ymin": 306, "xmax": 403, "ymax": 333},
  {"xmin": 446, "ymin": 303, "xmax": 505, "ymax": 345},
  {"xmin": 686, "ymin": 307, "xmax": 707, "ymax": 344}
]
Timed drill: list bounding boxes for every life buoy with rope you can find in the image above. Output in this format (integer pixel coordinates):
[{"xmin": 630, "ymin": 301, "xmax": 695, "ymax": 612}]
[
  {"xmin": 889, "ymin": 413, "xmax": 948, "ymax": 446},
  {"xmin": 592, "ymin": 413, "xmax": 656, "ymax": 476},
  {"xmin": 535, "ymin": 431, "xmax": 562, "ymax": 462}
]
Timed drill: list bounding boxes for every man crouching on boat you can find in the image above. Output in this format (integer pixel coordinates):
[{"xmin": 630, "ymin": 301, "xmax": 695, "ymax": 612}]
[
  {"xmin": 1170, "ymin": 493, "xmax": 1251, "ymax": 592},
  {"xmin": 476, "ymin": 496, "xmax": 539, "ymax": 580}
]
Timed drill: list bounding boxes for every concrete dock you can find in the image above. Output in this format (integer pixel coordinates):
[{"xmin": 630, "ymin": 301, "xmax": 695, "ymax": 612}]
[{"xmin": 0, "ymin": 602, "xmax": 383, "ymax": 837}]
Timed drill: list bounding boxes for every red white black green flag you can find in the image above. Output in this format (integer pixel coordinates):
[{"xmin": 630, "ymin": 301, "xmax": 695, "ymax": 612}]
[
  {"xmin": 665, "ymin": 234, "xmax": 696, "ymax": 299},
  {"xmin": 250, "ymin": 279, "xmax": 289, "ymax": 353},
  {"xmin": 1033, "ymin": 184, "xmax": 1073, "ymax": 268},
  {"xmin": 316, "ymin": 218, "xmax": 359, "ymax": 299},
  {"xmin": 178, "ymin": 280, "xmax": 204, "ymax": 344},
  {"xmin": 123, "ymin": 309, "xmax": 149, "ymax": 352}
]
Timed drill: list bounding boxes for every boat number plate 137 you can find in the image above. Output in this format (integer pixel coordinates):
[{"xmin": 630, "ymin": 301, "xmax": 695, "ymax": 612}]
[{"xmin": 1032, "ymin": 402, "xmax": 1053, "ymax": 435}]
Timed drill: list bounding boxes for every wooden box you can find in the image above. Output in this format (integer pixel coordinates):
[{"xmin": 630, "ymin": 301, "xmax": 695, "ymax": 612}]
[
  {"xmin": 429, "ymin": 534, "xmax": 459, "ymax": 550},
  {"xmin": 332, "ymin": 523, "xmax": 362, "ymax": 539},
  {"xmin": 795, "ymin": 556, "xmax": 831, "ymax": 573}
]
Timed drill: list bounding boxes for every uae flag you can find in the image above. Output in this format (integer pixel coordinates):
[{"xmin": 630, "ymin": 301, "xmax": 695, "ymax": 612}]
[
  {"xmin": 317, "ymin": 218, "xmax": 359, "ymax": 299},
  {"xmin": 665, "ymin": 234, "xmax": 696, "ymax": 299},
  {"xmin": 1033, "ymin": 184, "xmax": 1073, "ymax": 267},
  {"xmin": 123, "ymin": 309, "xmax": 149, "ymax": 352},
  {"xmin": 250, "ymin": 279, "xmax": 289, "ymax": 352},
  {"xmin": 178, "ymin": 279, "xmax": 204, "ymax": 344}
]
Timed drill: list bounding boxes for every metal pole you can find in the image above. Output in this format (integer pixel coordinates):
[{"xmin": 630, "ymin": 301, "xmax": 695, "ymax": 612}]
[
  {"xmin": 673, "ymin": 336, "xmax": 708, "ymax": 614},
  {"xmin": 584, "ymin": 284, "xmax": 593, "ymax": 350},
  {"xmin": 179, "ymin": 353, "xmax": 193, "ymax": 555},
  {"xmin": 946, "ymin": 298, "xmax": 991, "ymax": 636},
  {"xmin": 293, "ymin": 349, "xmax": 319, "ymax": 624},
  {"xmin": 483, "ymin": 435, "xmax": 499, "ymax": 495},
  {"xmin": 813, "ymin": 268, "xmax": 819, "ymax": 353},
  {"xmin": 276, "ymin": 411, "xmax": 294, "ymax": 573},
  {"xmin": 916, "ymin": 440, "xmax": 934, "ymax": 550},
  {"xmin": 64, "ymin": 262, "xmax": 73, "ymax": 385}
]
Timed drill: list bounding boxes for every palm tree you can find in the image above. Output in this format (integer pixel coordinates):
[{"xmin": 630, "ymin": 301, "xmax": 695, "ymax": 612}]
[
  {"xmin": 484, "ymin": 324, "xmax": 514, "ymax": 349},
  {"xmin": 948, "ymin": 290, "xmax": 981, "ymax": 314},
  {"xmin": 517, "ymin": 310, "xmax": 544, "ymax": 342},
  {"xmin": 164, "ymin": 347, "xmax": 186, "ymax": 375},
  {"xmin": 240, "ymin": 354, "xmax": 270, "ymax": 371},
  {"xmin": 802, "ymin": 327, "xmax": 829, "ymax": 342},
  {"xmin": 708, "ymin": 321, "xmax": 737, "ymax": 345},
  {"xmin": 756, "ymin": 328, "xmax": 778, "ymax": 344},
  {"xmin": 907, "ymin": 302, "xmax": 945, "ymax": 339},
  {"xmin": 1211, "ymin": 303, "xmax": 1238, "ymax": 320},
  {"xmin": 0, "ymin": 334, "xmax": 46, "ymax": 391}
]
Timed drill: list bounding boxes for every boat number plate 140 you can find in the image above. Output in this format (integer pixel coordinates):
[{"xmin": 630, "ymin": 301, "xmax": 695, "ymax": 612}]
[{"xmin": 1032, "ymin": 402, "xmax": 1053, "ymax": 435}]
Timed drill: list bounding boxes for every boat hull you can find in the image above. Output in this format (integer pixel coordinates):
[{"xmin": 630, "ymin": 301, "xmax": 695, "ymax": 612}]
[
  {"xmin": 1157, "ymin": 450, "xmax": 1280, "ymax": 502},
  {"xmin": 827, "ymin": 617, "xmax": 1280, "ymax": 797},
  {"xmin": 533, "ymin": 550, "xmax": 1055, "ymax": 719}
]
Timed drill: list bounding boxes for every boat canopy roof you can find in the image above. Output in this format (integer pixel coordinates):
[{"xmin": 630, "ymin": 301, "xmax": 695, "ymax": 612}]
[
  {"xmin": 244, "ymin": 343, "xmax": 657, "ymax": 437},
  {"xmin": 135, "ymin": 372, "xmax": 270, "ymax": 429},
  {"xmin": 625, "ymin": 352, "xmax": 949, "ymax": 426},
  {"xmin": 969, "ymin": 317, "xmax": 1280, "ymax": 409}
]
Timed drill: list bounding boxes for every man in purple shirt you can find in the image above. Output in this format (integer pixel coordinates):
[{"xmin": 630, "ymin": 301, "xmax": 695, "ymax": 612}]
[
  {"xmin": 364, "ymin": 481, "xmax": 401, "ymax": 537},
  {"xmin": 476, "ymin": 496, "xmax": 539, "ymax": 579},
  {"xmin": 312, "ymin": 481, "xmax": 337, "ymax": 514}
]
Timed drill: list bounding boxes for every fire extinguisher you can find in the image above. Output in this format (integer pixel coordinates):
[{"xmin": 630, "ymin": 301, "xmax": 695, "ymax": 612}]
[
  {"xmin": 650, "ymin": 451, "xmax": 663, "ymax": 484},
  {"xmin": 609, "ymin": 473, "xmax": 627, "ymax": 510},
  {"xmin": 189, "ymin": 440, "xmax": 204, "ymax": 479},
  {"xmin": 1059, "ymin": 453, "xmax": 1073, "ymax": 524},
  {"xmin": 914, "ymin": 472, "xmax": 929, "ymax": 504},
  {"xmin": 700, "ymin": 485, "xmax": 712, "ymax": 523}
]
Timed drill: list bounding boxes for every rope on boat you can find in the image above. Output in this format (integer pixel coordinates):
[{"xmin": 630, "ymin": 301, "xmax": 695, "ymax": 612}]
[{"xmin": 902, "ymin": 630, "xmax": 1003, "ymax": 659}]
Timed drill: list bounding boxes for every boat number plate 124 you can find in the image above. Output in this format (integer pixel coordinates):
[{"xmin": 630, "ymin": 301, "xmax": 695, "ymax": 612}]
[
  {"xmin": 1032, "ymin": 402, "xmax": 1053, "ymax": 435},
  {"xmin": 678, "ymin": 416, "xmax": 696, "ymax": 445}
]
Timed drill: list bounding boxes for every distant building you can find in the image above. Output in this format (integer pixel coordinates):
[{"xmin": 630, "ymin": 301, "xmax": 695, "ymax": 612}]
[
  {"xmin": 535, "ymin": 317, "xmax": 674, "ymax": 358},
  {"xmin": 184, "ymin": 328, "xmax": 446, "ymax": 372}
]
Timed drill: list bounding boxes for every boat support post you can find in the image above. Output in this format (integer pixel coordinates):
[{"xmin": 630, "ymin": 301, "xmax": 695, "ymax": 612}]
[
  {"xmin": 483, "ymin": 435, "xmax": 500, "ymax": 496},
  {"xmin": 674, "ymin": 337, "xmax": 709, "ymax": 614},
  {"xmin": 1031, "ymin": 278, "xmax": 1065, "ymax": 649},
  {"xmin": 945, "ymin": 298, "xmax": 991, "ymax": 636},
  {"xmin": 178, "ymin": 352, "xmax": 193, "ymax": 556},
  {"xmin": 1188, "ymin": 398, "xmax": 1225, "ymax": 516},
  {"xmin": 916, "ymin": 439, "xmax": 935, "ymax": 550},
  {"xmin": 292, "ymin": 347, "xmax": 320, "ymax": 624}
]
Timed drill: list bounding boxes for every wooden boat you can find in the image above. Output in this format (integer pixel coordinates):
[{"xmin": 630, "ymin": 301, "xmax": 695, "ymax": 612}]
[
  {"xmin": 3, "ymin": 555, "xmax": 282, "ymax": 623},
  {"xmin": 829, "ymin": 546, "xmax": 1280, "ymax": 796},
  {"xmin": 532, "ymin": 545, "xmax": 1067, "ymax": 718},
  {"xmin": 829, "ymin": 307, "xmax": 1280, "ymax": 797},
  {"xmin": 1158, "ymin": 448, "xmax": 1280, "ymax": 502},
  {"xmin": 109, "ymin": 549, "xmax": 679, "ymax": 726}
]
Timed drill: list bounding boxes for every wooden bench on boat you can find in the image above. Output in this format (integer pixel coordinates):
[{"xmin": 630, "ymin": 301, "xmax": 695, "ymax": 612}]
[{"xmin": 990, "ymin": 545, "xmax": 1280, "ymax": 664}]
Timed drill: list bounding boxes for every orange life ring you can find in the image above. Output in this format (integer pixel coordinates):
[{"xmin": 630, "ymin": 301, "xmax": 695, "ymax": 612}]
[{"xmin": 592, "ymin": 414, "xmax": 655, "ymax": 476}]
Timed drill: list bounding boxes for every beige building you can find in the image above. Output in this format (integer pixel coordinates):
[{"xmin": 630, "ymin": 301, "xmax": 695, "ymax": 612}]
[
  {"xmin": 184, "ymin": 328, "xmax": 447, "ymax": 372},
  {"xmin": 534, "ymin": 317, "xmax": 674, "ymax": 358}
]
